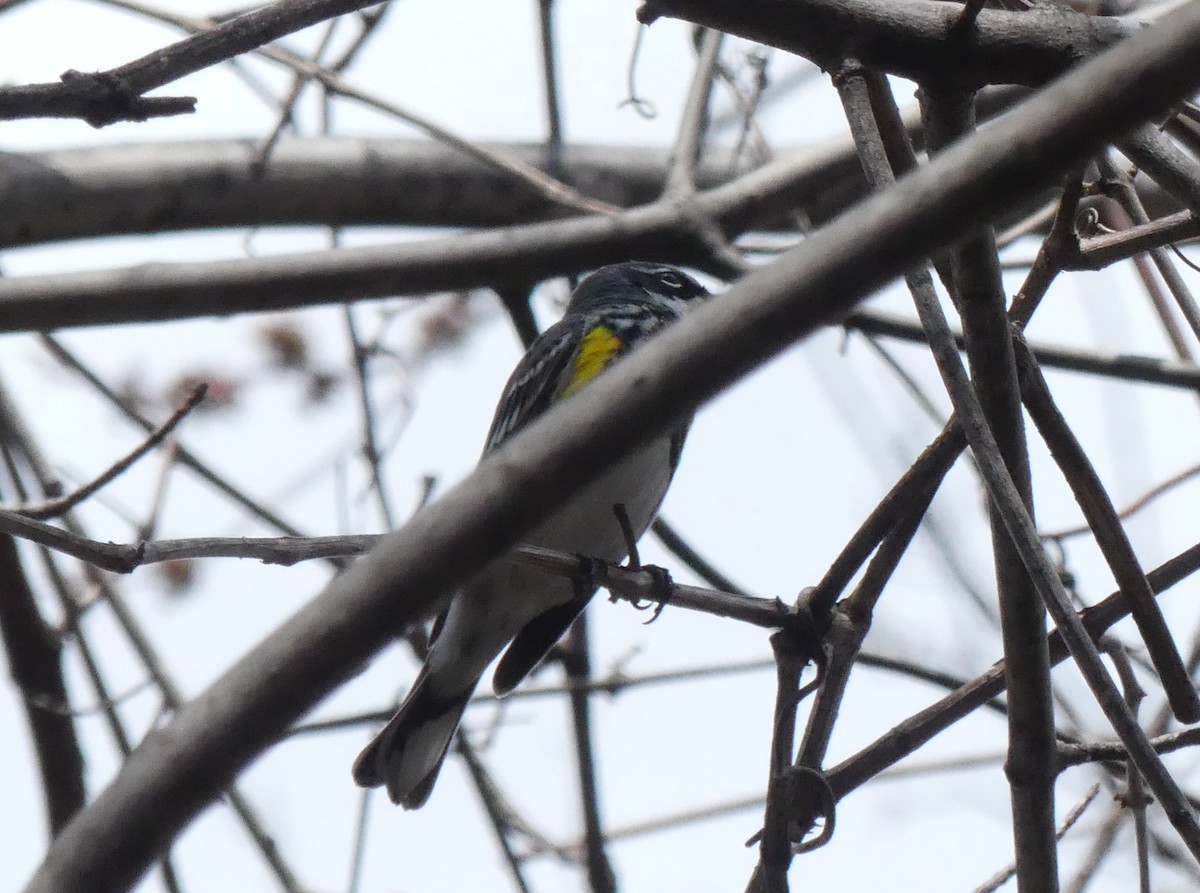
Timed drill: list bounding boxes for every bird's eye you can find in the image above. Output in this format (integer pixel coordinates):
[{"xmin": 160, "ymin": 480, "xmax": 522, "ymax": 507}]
[{"xmin": 658, "ymin": 271, "xmax": 684, "ymax": 289}]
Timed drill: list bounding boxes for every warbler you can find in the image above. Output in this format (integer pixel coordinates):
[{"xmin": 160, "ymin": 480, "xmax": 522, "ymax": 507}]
[{"xmin": 352, "ymin": 261, "xmax": 709, "ymax": 808}]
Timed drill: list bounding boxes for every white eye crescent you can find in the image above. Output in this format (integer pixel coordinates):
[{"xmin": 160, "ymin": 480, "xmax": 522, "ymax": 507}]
[{"xmin": 658, "ymin": 271, "xmax": 684, "ymax": 289}]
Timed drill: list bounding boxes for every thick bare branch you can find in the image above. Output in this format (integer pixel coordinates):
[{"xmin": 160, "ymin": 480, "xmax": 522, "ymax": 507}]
[
  {"xmin": 26, "ymin": 8, "xmax": 1200, "ymax": 889},
  {"xmin": 921, "ymin": 83, "xmax": 1058, "ymax": 891},
  {"xmin": 639, "ymin": 0, "xmax": 1128, "ymax": 88}
]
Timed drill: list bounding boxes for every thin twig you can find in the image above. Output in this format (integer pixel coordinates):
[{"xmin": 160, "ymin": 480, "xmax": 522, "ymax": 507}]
[
  {"xmin": 827, "ymin": 538, "xmax": 1200, "ymax": 798},
  {"xmin": 1059, "ymin": 726, "xmax": 1200, "ymax": 768},
  {"xmin": 665, "ymin": 28, "xmax": 724, "ymax": 196},
  {"xmin": 1101, "ymin": 640, "xmax": 1152, "ymax": 893},
  {"xmin": 138, "ymin": 438, "xmax": 178, "ymax": 543},
  {"xmin": 343, "ymin": 306, "xmax": 396, "ymax": 529},
  {"xmin": 561, "ymin": 613, "xmax": 617, "ymax": 893},
  {"xmin": 1043, "ymin": 460, "xmax": 1200, "ymax": 540},
  {"xmin": 650, "ymin": 516, "xmax": 748, "ymax": 595},
  {"xmin": 37, "ymin": 334, "xmax": 326, "ymax": 548},
  {"xmin": 0, "ymin": 0, "xmax": 389, "ymax": 125},
  {"xmin": 458, "ymin": 738, "xmax": 535, "ymax": 893},
  {"xmin": 252, "ymin": 18, "xmax": 340, "ymax": 170},
  {"xmin": 843, "ymin": 308, "xmax": 1200, "ymax": 391},
  {"xmin": 294, "ymin": 645, "xmax": 1015, "ymax": 739},
  {"xmin": 0, "ymin": 515, "xmax": 792, "ymax": 628},
  {"xmin": 12, "ymin": 385, "xmax": 205, "ymax": 521},
  {"xmin": 973, "ymin": 785, "xmax": 1103, "ymax": 893}
]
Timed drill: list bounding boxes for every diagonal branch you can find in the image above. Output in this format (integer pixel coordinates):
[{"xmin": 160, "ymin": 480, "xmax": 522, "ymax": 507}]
[
  {"xmin": 1015, "ymin": 337, "xmax": 1200, "ymax": 722},
  {"xmin": 908, "ymin": 217, "xmax": 1200, "ymax": 861},
  {"xmin": 26, "ymin": 9, "xmax": 1200, "ymax": 890}
]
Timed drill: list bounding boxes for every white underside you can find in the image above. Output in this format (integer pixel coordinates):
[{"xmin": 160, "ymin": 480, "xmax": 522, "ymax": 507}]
[{"xmin": 425, "ymin": 435, "xmax": 676, "ymax": 692}]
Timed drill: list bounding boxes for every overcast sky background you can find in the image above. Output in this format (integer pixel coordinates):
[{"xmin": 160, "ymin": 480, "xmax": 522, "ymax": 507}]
[{"xmin": 3, "ymin": 2, "xmax": 1200, "ymax": 891}]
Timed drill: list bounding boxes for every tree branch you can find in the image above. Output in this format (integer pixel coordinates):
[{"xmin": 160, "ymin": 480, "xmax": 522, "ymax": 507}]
[
  {"xmin": 26, "ymin": 9, "xmax": 1200, "ymax": 889},
  {"xmin": 920, "ymin": 82, "xmax": 1058, "ymax": 892},
  {"xmin": 638, "ymin": 0, "xmax": 1128, "ymax": 88},
  {"xmin": 0, "ymin": 0, "xmax": 388, "ymax": 125},
  {"xmin": 0, "ymin": 535, "xmax": 85, "ymax": 834}
]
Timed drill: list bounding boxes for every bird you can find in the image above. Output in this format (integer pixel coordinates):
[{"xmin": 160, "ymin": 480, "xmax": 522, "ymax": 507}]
[{"xmin": 352, "ymin": 261, "xmax": 710, "ymax": 808}]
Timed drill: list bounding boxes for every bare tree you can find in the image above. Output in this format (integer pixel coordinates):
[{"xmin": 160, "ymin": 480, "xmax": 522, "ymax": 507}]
[{"xmin": 5, "ymin": 1, "xmax": 1200, "ymax": 892}]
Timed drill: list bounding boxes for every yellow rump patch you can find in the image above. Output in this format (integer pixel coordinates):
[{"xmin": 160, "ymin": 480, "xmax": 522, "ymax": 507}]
[{"xmin": 561, "ymin": 325, "xmax": 621, "ymax": 398}]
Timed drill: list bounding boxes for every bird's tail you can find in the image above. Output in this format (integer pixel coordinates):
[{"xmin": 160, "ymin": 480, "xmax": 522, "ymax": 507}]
[{"xmin": 351, "ymin": 670, "xmax": 473, "ymax": 809}]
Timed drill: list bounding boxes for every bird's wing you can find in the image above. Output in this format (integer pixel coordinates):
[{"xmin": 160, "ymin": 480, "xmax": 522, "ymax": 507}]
[
  {"xmin": 425, "ymin": 315, "xmax": 588, "ymax": 649},
  {"xmin": 482, "ymin": 314, "xmax": 587, "ymax": 453}
]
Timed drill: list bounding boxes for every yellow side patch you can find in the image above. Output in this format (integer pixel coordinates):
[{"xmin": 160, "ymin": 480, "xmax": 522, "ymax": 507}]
[{"xmin": 560, "ymin": 325, "xmax": 621, "ymax": 398}]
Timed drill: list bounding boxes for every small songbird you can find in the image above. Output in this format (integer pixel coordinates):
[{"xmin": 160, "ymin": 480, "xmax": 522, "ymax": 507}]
[{"xmin": 352, "ymin": 261, "xmax": 710, "ymax": 808}]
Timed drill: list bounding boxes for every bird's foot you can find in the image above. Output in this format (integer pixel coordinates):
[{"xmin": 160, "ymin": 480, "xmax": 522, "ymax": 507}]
[{"xmin": 637, "ymin": 563, "xmax": 673, "ymax": 624}]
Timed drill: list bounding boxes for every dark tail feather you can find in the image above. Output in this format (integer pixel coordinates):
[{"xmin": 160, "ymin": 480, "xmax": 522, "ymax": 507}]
[
  {"xmin": 493, "ymin": 596, "xmax": 589, "ymax": 696},
  {"xmin": 351, "ymin": 673, "xmax": 473, "ymax": 809}
]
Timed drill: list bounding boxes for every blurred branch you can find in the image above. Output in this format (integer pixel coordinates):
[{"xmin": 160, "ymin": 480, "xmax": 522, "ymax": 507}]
[
  {"xmin": 38, "ymin": 335, "xmax": 322, "ymax": 547},
  {"xmin": 93, "ymin": 0, "xmax": 612, "ymax": 213},
  {"xmin": 297, "ymin": 648, "xmax": 1011, "ymax": 742},
  {"xmin": 0, "ymin": 140, "xmax": 756, "ymax": 249},
  {"xmin": 561, "ymin": 614, "xmax": 617, "ymax": 893},
  {"xmin": 457, "ymin": 739, "xmax": 536, "ymax": 893},
  {"xmin": 974, "ymin": 785, "xmax": 1103, "ymax": 893},
  {"xmin": 255, "ymin": 4, "xmax": 393, "ymax": 169},
  {"xmin": 0, "ymin": 167, "xmax": 761, "ymax": 331},
  {"xmin": 0, "ymin": 88, "xmax": 1032, "ymax": 252},
  {"xmin": 0, "ymin": 535, "xmax": 85, "ymax": 834},
  {"xmin": 1122, "ymin": 123, "xmax": 1200, "ymax": 220},
  {"xmin": 1044, "ymin": 460, "xmax": 1200, "ymax": 540},
  {"xmin": 342, "ymin": 308, "xmax": 396, "ymax": 530},
  {"xmin": 1102, "ymin": 640, "xmax": 1152, "ymax": 893},
  {"xmin": 843, "ymin": 309, "xmax": 1200, "ymax": 390},
  {"xmin": 537, "ymin": 0, "xmax": 562, "ymax": 165},
  {"xmin": 666, "ymin": 28, "xmax": 722, "ymax": 195},
  {"xmin": 1099, "ymin": 158, "xmax": 1200, "ymax": 367},
  {"xmin": 663, "ymin": 28, "xmax": 747, "ymax": 275},
  {"xmin": 651, "ymin": 517, "xmax": 748, "ymax": 595}
]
